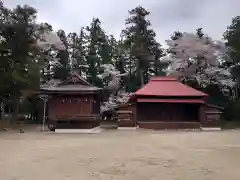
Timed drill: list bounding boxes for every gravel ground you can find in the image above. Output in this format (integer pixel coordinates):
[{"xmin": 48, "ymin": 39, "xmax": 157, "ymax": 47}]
[{"xmin": 0, "ymin": 129, "xmax": 240, "ymax": 180}]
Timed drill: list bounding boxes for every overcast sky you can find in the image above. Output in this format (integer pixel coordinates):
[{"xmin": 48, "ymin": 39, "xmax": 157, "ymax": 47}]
[{"xmin": 4, "ymin": 0, "xmax": 240, "ymax": 46}]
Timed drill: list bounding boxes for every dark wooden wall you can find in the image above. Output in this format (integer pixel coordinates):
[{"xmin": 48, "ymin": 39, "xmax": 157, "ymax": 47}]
[
  {"xmin": 91, "ymin": 95, "xmax": 100, "ymax": 114},
  {"xmin": 117, "ymin": 104, "xmax": 136, "ymax": 120},
  {"xmin": 116, "ymin": 103, "xmax": 136, "ymax": 127},
  {"xmin": 48, "ymin": 95, "xmax": 93, "ymax": 119},
  {"xmin": 137, "ymin": 103, "xmax": 199, "ymax": 122},
  {"xmin": 115, "ymin": 102, "xmax": 222, "ymax": 129},
  {"xmin": 201, "ymin": 105, "xmax": 222, "ymax": 127},
  {"xmin": 46, "ymin": 94, "xmax": 101, "ymax": 129}
]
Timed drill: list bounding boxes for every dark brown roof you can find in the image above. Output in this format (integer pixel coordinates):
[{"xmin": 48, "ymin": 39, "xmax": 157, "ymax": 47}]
[
  {"xmin": 59, "ymin": 72, "xmax": 93, "ymax": 87},
  {"xmin": 41, "ymin": 84, "xmax": 101, "ymax": 92},
  {"xmin": 40, "ymin": 79, "xmax": 62, "ymax": 89},
  {"xmin": 40, "ymin": 73, "xmax": 101, "ymax": 93}
]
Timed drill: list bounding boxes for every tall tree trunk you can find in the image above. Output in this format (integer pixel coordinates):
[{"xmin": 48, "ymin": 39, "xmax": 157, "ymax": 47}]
[
  {"xmin": 154, "ymin": 57, "xmax": 159, "ymax": 76},
  {"xmin": 12, "ymin": 96, "xmax": 20, "ymax": 124},
  {"xmin": 139, "ymin": 70, "xmax": 144, "ymax": 88},
  {"xmin": 136, "ymin": 58, "xmax": 144, "ymax": 88},
  {"xmin": 0, "ymin": 101, "xmax": 4, "ymax": 120},
  {"xmin": 233, "ymin": 78, "xmax": 239, "ymax": 100}
]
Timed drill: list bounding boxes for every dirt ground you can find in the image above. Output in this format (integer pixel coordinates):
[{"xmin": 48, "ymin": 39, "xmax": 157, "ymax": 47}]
[{"xmin": 0, "ymin": 129, "xmax": 240, "ymax": 180}]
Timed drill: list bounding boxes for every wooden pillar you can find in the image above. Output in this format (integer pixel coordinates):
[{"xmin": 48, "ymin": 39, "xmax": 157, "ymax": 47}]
[
  {"xmin": 198, "ymin": 105, "xmax": 205, "ymax": 126},
  {"xmin": 132, "ymin": 104, "xmax": 137, "ymax": 126},
  {"xmin": 39, "ymin": 95, "xmax": 49, "ymax": 132}
]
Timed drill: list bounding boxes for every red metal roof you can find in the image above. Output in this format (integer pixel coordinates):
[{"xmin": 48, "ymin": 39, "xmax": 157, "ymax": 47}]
[
  {"xmin": 135, "ymin": 77, "xmax": 207, "ymax": 97},
  {"xmin": 137, "ymin": 98, "xmax": 205, "ymax": 104}
]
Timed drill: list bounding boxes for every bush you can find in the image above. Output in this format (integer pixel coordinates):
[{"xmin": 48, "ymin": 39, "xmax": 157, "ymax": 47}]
[{"xmin": 223, "ymin": 100, "xmax": 240, "ymax": 121}]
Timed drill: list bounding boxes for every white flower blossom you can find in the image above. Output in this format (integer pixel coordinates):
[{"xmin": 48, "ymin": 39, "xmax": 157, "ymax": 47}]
[
  {"xmin": 36, "ymin": 31, "xmax": 65, "ymax": 51},
  {"xmin": 33, "ymin": 24, "xmax": 65, "ymax": 51},
  {"xmin": 99, "ymin": 64, "xmax": 134, "ymax": 113},
  {"xmin": 162, "ymin": 32, "xmax": 235, "ymax": 91}
]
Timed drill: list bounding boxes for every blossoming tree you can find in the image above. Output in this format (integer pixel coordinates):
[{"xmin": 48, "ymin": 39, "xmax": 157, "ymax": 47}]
[
  {"xmin": 161, "ymin": 32, "xmax": 234, "ymax": 93},
  {"xmin": 97, "ymin": 64, "xmax": 135, "ymax": 114}
]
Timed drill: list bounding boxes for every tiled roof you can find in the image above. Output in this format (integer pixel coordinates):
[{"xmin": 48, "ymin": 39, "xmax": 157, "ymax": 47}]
[
  {"xmin": 40, "ymin": 73, "xmax": 101, "ymax": 92},
  {"xmin": 40, "ymin": 84, "xmax": 101, "ymax": 92},
  {"xmin": 40, "ymin": 79, "xmax": 62, "ymax": 89}
]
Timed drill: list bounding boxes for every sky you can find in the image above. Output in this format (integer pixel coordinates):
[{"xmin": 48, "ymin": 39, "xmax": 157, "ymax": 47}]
[{"xmin": 4, "ymin": 0, "xmax": 240, "ymax": 46}]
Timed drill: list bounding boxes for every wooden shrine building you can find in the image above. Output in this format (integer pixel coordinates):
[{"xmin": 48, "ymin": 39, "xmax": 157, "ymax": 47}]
[
  {"xmin": 117, "ymin": 77, "xmax": 221, "ymax": 129},
  {"xmin": 39, "ymin": 73, "xmax": 102, "ymax": 131}
]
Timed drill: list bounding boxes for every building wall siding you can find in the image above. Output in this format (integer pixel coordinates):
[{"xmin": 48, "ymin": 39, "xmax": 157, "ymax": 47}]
[{"xmin": 48, "ymin": 96, "xmax": 92, "ymax": 120}]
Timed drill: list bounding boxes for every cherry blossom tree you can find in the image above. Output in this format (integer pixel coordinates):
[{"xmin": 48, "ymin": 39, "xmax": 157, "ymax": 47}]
[
  {"xmin": 33, "ymin": 23, "xmax": 66, "ymax": 81},
  {"xmin": 34, "ymin": 24, "xmax": 65, "ymax": 51},
  {"xmin": 161, "ymin": 32, "xmax": 234, "ymax": 93},
  {"xmin": 97, "ymin": 64, "xmax": 135, "ymax": 114}
]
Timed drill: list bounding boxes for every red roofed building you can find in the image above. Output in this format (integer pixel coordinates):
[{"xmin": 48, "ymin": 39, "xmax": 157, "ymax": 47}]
[
  {"xmin": 135, "ymin": 77, "xmax": 207, "ymax": 97},
  {"xmin": 124, "ymin": 77, "xmax": 213, "ymax": 129}
]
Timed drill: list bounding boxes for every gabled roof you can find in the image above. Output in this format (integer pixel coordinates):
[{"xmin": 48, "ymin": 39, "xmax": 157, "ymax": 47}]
[
  {"xmin": 135, "ymin": 77, "xmax": 207, "ymax": 97},
  {"xmin": 40, "ymin": 84, "xmax": 101, "ymax": 92},
  {"xmin": 40, "ymin": 73, "xmax": 101, "ymax": 93},
  {"xmin": 59, "ymin": 72, "xmax": 93, "ymax": 87},
  {"xmin": 40, "ymin": 79, "xmax": 62, "ymax": 89}
]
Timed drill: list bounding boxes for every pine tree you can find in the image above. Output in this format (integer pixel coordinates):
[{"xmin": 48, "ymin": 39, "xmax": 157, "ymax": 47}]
[
  {"xmin": 38, "ymin": 23, "xmax": 54, "ymax": 82},
  {"xmin": 68, "ymin": 27, "xmax": 87, "ymax": 75},
  {"xmin": 224, "ymin": 16, "xmax": 240, "ymax": 80},
  {"xmin": 171, "ymin": 31, "xmax": 183, "ymax": 40},
  {"xmin": 196, "ymin": 28, "xmax": 204, "ymax": 38},
  {"xmin": 99, "ymin": 33, "xmax": 112, "ymax": 65},
  {"xmin": 0, "ymin": 1, "xmax": 12, "ymax": 100},
  {"xmin": 0, "ymin": 3, "xmax": 40, "ymax": 118},
  {"xmin": 121, "ymin": 6, "xmax": 163, "ymax": 89},
  {"xmin": 150, "ymin": 41, "xmax": 166, "ymax": 76},
  {"xmin": 85, "ymin": 18, "xmax": 104, "ymax": 86},
  {"xmin": 53, "ymin": 29, "xmax": 69, "ymax": 80},
  {"xmin": 109, "ymin": 35, "xmax": 119, "ymax": 62}
]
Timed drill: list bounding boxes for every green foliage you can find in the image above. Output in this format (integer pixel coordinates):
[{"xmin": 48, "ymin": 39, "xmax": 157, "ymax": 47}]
[
  {"xmin": 68, "ymin": 28, "xmax": 87, "ymax": 73},
  {"xmin": 0, "ymin": 1, "xmax": 237, "ymax": 119},
  {"xmin": 121, "ymin": 6, "xmax": 165, "ymax": 90},
  {"xmin": 150, "ymin": 42, "xmax": 167, "ymax": 76},
  {"xmin": 85, "ymin": 18, "xmax": 102, "ymax": 85},
  {"xmin": 171, "ymin": 31, "xmax": 183, "ymax": 40},
  {"xmin": 184, "ymin": 79, "xmax": 230, "ymax": 107},
  {"xmin": 223, "ymin": 100, "xmax": 240, "ymax": 121},
  {"xmin": 224, "ymin": 16, "xmax": 240, "ymax": 63},
  {"xmin": 53, "ymin": 29, "xmax": 70, "ymax": 80},
  {"xmin": 85, "ymin": 18, "xmax": 114, "ymax": 87},
  {"xmin": 204, "ymin": 84, "xmax": 230, "ymax": 107},
  {"xmin": 196, "ymin": 28, "xmax": 204, "ymax": 38},
  {"xmin": 0, "ymin": 4, "xmax": 39, "ymax": 96},
  {"xmin": 99, "ymin": 34, "xmax": 112, "ymax": 64},
  {"xmin": 0, "ymin": 3, "xmax": 42, "ymax": 118},
  {"xmin": 223, "ymin": 16, "xmax": 240, "ymax": 81}
]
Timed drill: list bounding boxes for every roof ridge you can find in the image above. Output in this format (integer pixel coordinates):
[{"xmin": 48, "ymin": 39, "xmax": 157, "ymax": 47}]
[{"xmin": 57, "ymin": 72, "xmax": 94, "ymax": 87}]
